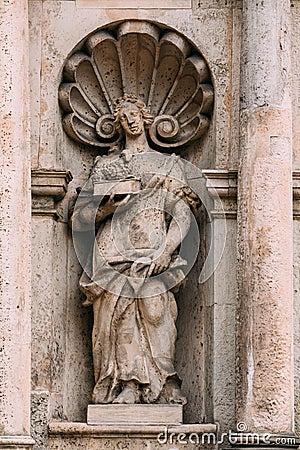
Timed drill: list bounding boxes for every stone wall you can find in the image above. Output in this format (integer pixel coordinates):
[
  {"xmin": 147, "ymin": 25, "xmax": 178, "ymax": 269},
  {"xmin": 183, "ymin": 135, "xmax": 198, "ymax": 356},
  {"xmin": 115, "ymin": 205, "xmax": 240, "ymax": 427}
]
[
  {"xmin": 1, "ymin": 0, "xmax": 300, "ymax": 449},
  {"xmin": 28, "ymin": 2, "xmax": 241, "ymax": 441}
]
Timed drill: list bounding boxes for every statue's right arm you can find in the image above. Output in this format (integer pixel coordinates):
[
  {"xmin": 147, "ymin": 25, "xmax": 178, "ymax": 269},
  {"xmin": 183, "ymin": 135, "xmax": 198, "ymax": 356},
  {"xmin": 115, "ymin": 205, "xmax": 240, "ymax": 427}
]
[
  {"xmin": 71, "ymin": 193, "xmax": 131, "ymax": 232},
  {"xmin": 71, "ymin": 200, "xmax": 111, "ymax": 232}
]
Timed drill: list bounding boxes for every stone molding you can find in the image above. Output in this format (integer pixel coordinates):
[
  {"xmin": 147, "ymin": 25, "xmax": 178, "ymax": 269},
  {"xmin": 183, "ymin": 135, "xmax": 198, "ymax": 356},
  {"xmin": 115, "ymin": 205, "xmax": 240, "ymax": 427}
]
[
  {"xmin": 49, "ymin": 421, "xmax": 217, "ymax": 438},
  {"xmin": 30, "ymin": 169, "xmax": 300, "ymax": 219},
  {"xmin": 31, "ymin": 169, "xmax": 73, "ymax": 218},
  {"xmin": 0, "ymin": 435, "xmax": 35, "ymax": 448},
  {"xmin": 203, "ymin": 170, "xmax": 300, "ymax": 220},
  {"xmin": 203, "ymin": 169, "xmax": 238, "ymax": 218}
]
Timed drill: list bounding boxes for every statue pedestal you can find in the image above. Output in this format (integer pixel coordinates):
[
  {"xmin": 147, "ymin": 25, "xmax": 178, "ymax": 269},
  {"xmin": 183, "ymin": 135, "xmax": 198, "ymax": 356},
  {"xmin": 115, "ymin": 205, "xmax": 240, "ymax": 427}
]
[{"xmin": 87, "ymin": 404, "xmax": 183, "ymax": 425}]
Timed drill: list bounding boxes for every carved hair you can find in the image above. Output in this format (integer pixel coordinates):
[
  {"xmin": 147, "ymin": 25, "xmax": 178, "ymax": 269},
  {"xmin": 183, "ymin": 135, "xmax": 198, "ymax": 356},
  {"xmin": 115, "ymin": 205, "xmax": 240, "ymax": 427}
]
[{"xmin": 113, "ymin": 94, "xmax": 154, "ymax": 131}]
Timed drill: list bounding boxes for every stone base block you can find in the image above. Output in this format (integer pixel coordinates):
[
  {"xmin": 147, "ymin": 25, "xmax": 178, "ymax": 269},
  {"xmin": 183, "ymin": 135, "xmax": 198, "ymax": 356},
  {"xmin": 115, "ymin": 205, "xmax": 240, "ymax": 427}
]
[{"xmin": 87, "ymin": 404, "xmax": 182, "ymax": 425}]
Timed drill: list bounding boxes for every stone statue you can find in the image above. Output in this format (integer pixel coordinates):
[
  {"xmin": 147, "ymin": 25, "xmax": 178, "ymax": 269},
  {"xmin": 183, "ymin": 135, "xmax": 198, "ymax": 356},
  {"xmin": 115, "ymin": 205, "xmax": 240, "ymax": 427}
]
[{"xmin": 72, "ymin": 94, "xmax": 199, "ymax": 405}]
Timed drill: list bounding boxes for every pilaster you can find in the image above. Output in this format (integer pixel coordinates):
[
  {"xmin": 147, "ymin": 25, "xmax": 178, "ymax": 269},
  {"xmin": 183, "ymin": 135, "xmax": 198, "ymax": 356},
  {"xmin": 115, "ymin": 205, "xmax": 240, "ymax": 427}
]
[
  {"xmin": 30, "ymin": 169, "xmax": 72, "ymax": 449},
  {"xmin": 0, "ymin": 0, "xmax": 34, "ymax": 447},
  {"xmin": 203, "ymin": 170, "xmax": 237, "ymax": 431}
]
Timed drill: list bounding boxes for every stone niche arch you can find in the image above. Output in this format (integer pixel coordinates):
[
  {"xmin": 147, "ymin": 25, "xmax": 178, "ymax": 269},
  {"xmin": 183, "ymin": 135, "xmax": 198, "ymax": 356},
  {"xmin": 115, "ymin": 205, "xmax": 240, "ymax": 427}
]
[
  {"xmin": 59, "ymin": 19, "xmax": 214, "ymax": 153},
  {"xmin": 57, "ymin": 19, "xmax": 214, "ymax": 423}
]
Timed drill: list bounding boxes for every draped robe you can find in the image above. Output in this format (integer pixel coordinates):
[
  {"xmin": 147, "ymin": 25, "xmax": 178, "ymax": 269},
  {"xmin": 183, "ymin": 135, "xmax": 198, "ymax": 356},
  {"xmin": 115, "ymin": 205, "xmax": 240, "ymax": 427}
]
[{"xmin": 75, "ymin": 151, "xmax": 195, "ymax": 403}]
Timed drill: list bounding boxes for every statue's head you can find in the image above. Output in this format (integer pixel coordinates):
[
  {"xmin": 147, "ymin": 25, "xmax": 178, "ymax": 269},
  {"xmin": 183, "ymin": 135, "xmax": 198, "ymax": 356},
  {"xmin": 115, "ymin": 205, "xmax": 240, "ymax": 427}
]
[{"xmin": 114, "ymin": 94, "xmax": 154, "ymax": 137}]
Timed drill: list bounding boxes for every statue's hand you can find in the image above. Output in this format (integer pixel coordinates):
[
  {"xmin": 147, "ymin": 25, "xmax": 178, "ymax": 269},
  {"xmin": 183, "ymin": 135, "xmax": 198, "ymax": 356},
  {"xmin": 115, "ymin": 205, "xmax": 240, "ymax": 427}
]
[
  {"xmin": 104, "ymin": 193, "xmax": 131, "ymax": 213},
  {"xmin": 95, "ymin": 193, "xmax": 131, "ymax": 224},
  {"xmin": 148, "ymin": 252, "xmax": 172, "ymax": 276}
]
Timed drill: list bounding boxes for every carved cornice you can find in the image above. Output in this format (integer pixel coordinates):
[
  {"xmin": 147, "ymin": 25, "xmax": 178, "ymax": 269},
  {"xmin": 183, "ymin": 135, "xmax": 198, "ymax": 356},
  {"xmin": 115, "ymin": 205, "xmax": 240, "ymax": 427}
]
[
  {"xmin": 202, "ymin": 169, "xmax": 238, "ymax": 218},
  {"xmin": 30, "ymin": 168, "xmax": 300, "ymax": 220},
  {"xmin": 203, "ymin": 170, "xmax": 300, "ymax": 220},
  {"xmin": 202, "ymin": 169, "xmax": 238, "ymax": 198},
  {"xmin": 31, "ymin": 169, "xmax": 73, "ymax": 218}
]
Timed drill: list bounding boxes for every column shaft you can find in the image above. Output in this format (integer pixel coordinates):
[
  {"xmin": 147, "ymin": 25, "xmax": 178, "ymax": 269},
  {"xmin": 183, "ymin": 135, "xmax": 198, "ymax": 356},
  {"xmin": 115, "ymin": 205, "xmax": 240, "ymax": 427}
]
[
  {"xmin": 237, "ymin": 0, "xmax": 293, "ymax": 433},
  {"xmin": 0, "ymin": 0, "xmax": 34, "ymax": 446}
]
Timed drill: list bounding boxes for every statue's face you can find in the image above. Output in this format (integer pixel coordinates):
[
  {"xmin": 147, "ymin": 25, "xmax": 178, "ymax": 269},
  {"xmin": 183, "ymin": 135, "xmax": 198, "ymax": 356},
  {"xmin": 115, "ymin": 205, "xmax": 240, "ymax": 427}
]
[{"xmin": 118, "ymin": 102, "xmax": 144, "ymax": 137}]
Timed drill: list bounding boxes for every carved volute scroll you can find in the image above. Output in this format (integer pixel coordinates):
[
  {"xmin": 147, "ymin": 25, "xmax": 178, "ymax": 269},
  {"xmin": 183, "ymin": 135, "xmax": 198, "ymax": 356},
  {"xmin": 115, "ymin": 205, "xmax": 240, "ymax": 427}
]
[{"xmin": 59, "ymin": 20, "xmax": 214, "ymax": 151}]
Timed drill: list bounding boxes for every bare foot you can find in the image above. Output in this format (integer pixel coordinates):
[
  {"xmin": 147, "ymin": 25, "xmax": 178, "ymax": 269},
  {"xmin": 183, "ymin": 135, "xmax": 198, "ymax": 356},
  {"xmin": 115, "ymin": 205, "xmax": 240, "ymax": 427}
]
[
  {"xmin": 160, "ymin": 379, "xmax": 187, "ymax": 405},
  {"xmin": 112, "ymin": 381, "xmax": 140, "ymax": 404}
]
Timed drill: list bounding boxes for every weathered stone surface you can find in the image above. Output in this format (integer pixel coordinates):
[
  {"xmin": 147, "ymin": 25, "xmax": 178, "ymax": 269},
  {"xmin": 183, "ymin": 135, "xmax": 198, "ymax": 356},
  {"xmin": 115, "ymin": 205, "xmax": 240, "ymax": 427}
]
[
  {"xmin": 192, "ymin": 0, "xmax": 241, "ymax": 8},
  {"xmin": 28, "ymin": 0, "xmax": 42, "ymax": 169},
  {"xmin": 291, "ymin": 4, "xmax": 300, "ymax": 169},
  {"xmin": 50, "ymin": 435, "xmax": 214, "ymax": 449},
  {"xmin": 237, "ymin": 106, "xmax": 293, "ymax": 433},
  {"xmin": 77, "ymin": 0, "xmax": 191, "ymax": 8},
  {"xmin": 293, "ymin": 219, "xmax": 300, "ymax": 434},
  {"xmin": 1, "ymin": 0, "xmax": 300, "ymax": 448},
  {"xmin": 237, "ymin": 0, "xmax": 293, "ymax": 431},
  {"xmin": 31, "ymin": 391, "xmax": 49, "ymax": 450},
  {"xmin": 31, "ymin": 218, "xmax": 54, "ymax": 391},
  {"xmin": 49, "ymin": 421, "xmax": 217, "ymax": 449},
  {"xmin": 25, "ymin": 0, "xmax": 300, "ymax": 446},
  {"xmin": 0, "ymin": 0, "xmax": 33, "ymax": 447}
]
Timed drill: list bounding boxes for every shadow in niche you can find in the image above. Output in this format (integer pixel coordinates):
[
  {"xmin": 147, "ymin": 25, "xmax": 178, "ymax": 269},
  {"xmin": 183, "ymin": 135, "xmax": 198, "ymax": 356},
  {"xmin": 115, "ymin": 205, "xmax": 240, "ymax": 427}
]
[
  {"xmin": 175, "ymin": 206, "xmax": 208, "ymax": 424},
  {"xmin": 63, "ymin": 238, "xmax": 94, "ymax": 422}
]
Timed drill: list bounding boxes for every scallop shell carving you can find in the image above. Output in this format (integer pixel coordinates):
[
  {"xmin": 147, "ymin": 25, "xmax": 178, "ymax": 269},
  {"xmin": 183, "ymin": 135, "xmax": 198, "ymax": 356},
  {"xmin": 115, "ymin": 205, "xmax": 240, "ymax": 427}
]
[{"xmin": 59, "ymin": 20, "xmax": 214, "ymax": 151}]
